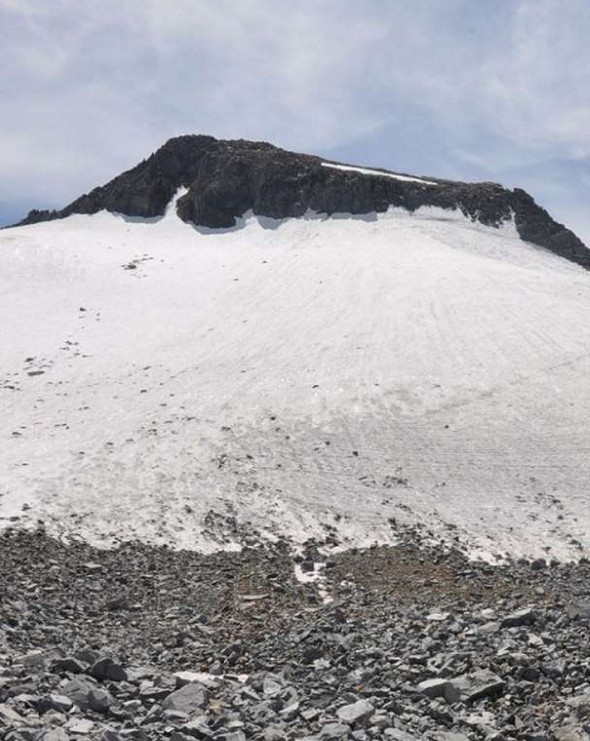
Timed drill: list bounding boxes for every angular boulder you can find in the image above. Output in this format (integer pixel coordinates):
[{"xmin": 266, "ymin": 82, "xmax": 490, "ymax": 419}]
[
  {"xmin": 162, "ymin": 682, "xmax": 208, "ymax": 715},
  {"xmin": 63, "ymin": 677, "xmax": 113, "ymax": 713},
  {"xmin": 445, "ymin": 669, "xmax": 505, "ymax": 703},
  {"xmin": 336, "ymin": 698, "xmax": 375, "ymax": 725}
]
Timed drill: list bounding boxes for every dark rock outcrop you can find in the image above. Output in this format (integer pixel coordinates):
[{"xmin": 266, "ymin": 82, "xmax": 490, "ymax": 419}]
[{"xmin": 16, "ymin": 134, "xmax": 590, "ymax": 269}]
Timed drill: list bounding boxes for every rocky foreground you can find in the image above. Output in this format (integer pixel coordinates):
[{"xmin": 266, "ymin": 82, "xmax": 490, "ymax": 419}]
[{"xmin": 1, "ymin": 526, "xmax": 590, "ymax": 741}]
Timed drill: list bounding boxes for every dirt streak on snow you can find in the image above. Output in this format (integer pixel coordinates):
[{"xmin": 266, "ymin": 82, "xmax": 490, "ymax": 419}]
[{"xmin": 1, "ymin": 200, "xmax": 590, "ymax": 560}]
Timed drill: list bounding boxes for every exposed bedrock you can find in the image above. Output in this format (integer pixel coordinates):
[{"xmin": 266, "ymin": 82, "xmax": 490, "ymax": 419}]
[{"xmin": 17, "ymin": 134, "xmax": 590, "ymax": 269}]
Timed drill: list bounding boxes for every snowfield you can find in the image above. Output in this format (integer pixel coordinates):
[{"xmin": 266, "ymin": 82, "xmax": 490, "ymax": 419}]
[{"xmin": 2, "ymin": 197, "xmax": 590, "ymax": 560}]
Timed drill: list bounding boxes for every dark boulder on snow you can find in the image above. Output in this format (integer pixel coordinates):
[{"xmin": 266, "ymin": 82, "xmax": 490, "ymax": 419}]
[{"xmin": 16, "ymin": 134, "xmax": 590, "ymax": 269}]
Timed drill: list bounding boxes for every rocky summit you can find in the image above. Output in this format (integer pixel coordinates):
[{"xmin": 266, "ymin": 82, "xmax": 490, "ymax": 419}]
[{"xmin": 17, "ymin": 134, "xmax": 589, "ymax": 270}]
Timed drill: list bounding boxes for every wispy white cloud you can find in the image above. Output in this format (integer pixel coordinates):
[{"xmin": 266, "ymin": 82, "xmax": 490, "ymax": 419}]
[{"xmin": 1, "ymin": 0, "xmax": 589, "ymax": 227}]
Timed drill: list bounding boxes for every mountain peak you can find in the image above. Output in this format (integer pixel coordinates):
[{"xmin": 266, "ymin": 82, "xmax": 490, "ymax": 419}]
[{"xmin": 17, "ymin": 134, "xmax": 590, "ymax": 269}]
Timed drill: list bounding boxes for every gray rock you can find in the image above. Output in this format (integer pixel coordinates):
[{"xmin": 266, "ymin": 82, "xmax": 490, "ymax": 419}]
[
  {"xmin": 141, "ymin": 703, "xmax": 163, "ymax": 725},
  {"xmin": 180, "ymin": 716, "xmax": 212, "ymax": 738},
  {"xmin": 280, "ymin": 700, "xmax": 300, "ymax": 721},
  {"xmin": 100, "ymin": 730, "xmax": 124, "ymax": 741},
  {"xmin": 51, "ymin": 657, "xmax": 86, "ymax": 675},
  {"xmin": 263, "ymin": 676, "xmax": 284, "ymax": 698},
  {"xmin": 248, "ymin": 699, "xmax": 278, "ymax": 724},
  {"xmin": 0, "ymin": 703, "xmax": 26, "ymax": 725},
  {"xmin": 301, "ymin": 707, "xmax": 321, "ymax": 722},
  {"xmin": 63, "ymin": 677, "xmax": 113, "ymax": 713},
  {"xmin": 418, "ymin": 678, "xmax": 450, "ymax": 699},
  {"xmin": 553, "ymin": 725, "xmax": 590, "ymax": 741},
  {"xmin": 83, "ymin": 561, "xmax": 104, "ymax": 572},
  {"xmin": 220, "ymin": 733, "xmax": 246, "ymax": 741},
  {"xmin": 336, "ymin": 699, "xmax": 375, "ymax": 725},
  {"xmin": 445, "ymin": 669, "xmax": 505, "ymax": 703},
  {"xmin": 371, "ymin": 714, "xmax": 392, "ymax": 730},
  {"xmin": 75, "ymin": 648, "xmax": 100, "ymax": 665},
  {"xmin": 162, "ymin": 708, "xmax": 190, "ymax": 723},
  {"xmin": 19, "ymin": 649, "xmax": 47, "ymax": 670},
  {"xmin": 566, "ymin": 601, "xmax": 590, "ymax": 620},
  {"xmin": 91, "ymin": 657, "xmax": 128, "ymax": 682},
  {"xmin": 194, "ymin": 623, "xmax": 215, "ymax": 637},
  {"xmin": 477, "ymin": 621, "xmax": 500, "ymax": 635},
  {"xmin": 463, "ymin": 710, "xmax": 497, "ymax": 729},
  {"xmin": 319, "ymin": 723, "xmax": 350, "ymax": 739},
  {"xmin": 126, "ymin": 666, "xmax": 157, "ymax": 683},
  {"xmin": 383, "ymin": 730, "xmax": 420, "ymax": 740},
  {"xmin": 35, "ymin": 728, "xmax": 70, "ymax": 741},
  {"xmin": 64, "ymin": 718, "xmax": 94, "ymax": 734},
  {"xmin": 161, "ymin": 682, "xmax": 207, "ymax": 715},
  {"xmin": 263, "ymin": 729, "xmax": 287, "ymax": 741},
  {"xmin": 138, "ymin": 679, "xmax": 175, "ymax": 701},
  {"xmin": 119, "ymin": 731, "xmax": 149, "ymax": 741},
  {"xmin": 427, "ymin": 612, "xmax": 450, "ymax": 622},
  {"xmin": 36, "ymin": 731, "xmax": 70, "ymax": 741},
  {"xmin": 501, "ymin": 608, "xmax": 536, "ymax": 628},
  {"xmin": 38, "ymin": 693, "xmax": 74, "ymax": 714},
  {"xmin": 567, "ymin": 692, "xmax": 590, "ymax": 721}
]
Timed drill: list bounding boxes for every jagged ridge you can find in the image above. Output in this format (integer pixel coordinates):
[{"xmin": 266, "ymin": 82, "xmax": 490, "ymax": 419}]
[{"xmin": 18, "ymin": 134, "xmax": 590, "ymax": 269}]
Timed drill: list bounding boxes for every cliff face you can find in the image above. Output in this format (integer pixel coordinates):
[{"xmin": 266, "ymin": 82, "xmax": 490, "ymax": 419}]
[{"xmin": 17, "ymin": 135, "xmax": 590, "ymax": 269}]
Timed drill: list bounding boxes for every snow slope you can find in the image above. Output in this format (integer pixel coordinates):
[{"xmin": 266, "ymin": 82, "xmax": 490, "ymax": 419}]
[{"xmin": 2, "ymin": 197, "xmax": 590, "ymax": 559}]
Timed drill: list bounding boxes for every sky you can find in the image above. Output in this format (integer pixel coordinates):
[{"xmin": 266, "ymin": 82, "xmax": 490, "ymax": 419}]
[{"xmin": 1, "ymin": 0, "xmax": 590, "ymax": 242}]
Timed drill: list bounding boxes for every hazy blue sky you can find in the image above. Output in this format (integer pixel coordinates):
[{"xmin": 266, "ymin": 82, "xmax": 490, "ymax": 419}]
[{"xmin": 2, "ymin": 0, "xmax": 590, "ymax": 241}]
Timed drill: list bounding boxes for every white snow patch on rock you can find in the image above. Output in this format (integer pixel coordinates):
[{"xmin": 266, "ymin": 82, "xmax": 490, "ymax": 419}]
[{"xmin": 322, "ymin": 161, "xmax": 439, "ymax": 185}]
